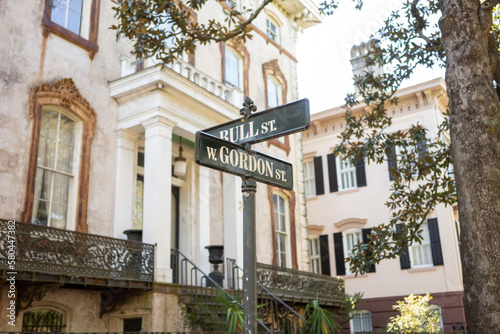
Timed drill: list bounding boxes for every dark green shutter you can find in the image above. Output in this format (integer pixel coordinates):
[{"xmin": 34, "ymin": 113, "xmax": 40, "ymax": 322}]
[
  {"xmin": 313, "ymin": 156, "xmax": 325, "ymax": 195},
  {"xmin": 327, "ymin": 153, "xmax": 338, "ymax": 193},
  {"xmin": 387, "ymin": 143, "xmax": 397, "ymax": 181},
  {"xmin": 396, "ymin": 224, "xmax": 411, "ymax": 269},
  {"xmin": 319, "ymin": 234, "xmax": 331, "ymax": 276},
  {"xmin": 356, "ymin": 155, "xmax": 367, "ymax": 187},
  {"xmin": 333, "ymin": 232, "xmax": 346, "ymax": 276},
  {"xmin": 362, "ymin": 228, "xmax": 376, "ymax": 273},
  {"xmin": 428, "ymin": 218, "xmax": 444, "ymax": 266}
]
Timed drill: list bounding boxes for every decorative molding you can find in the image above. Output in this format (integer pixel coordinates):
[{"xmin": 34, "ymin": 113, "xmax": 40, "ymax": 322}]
[
  {"xmin": 307, "ymin": 224, "xmax": 324, "ymax": 235},
  {"xmin": 16, "ymin": 283, "xmax": 61, "ymax": 316},
  {"xmin": 334, "ymin": 218, "xmax": 368, "ymax": 230},
  {"xmin": 22, "ymin": 78, "xmax": 96, "ymax": 233}
]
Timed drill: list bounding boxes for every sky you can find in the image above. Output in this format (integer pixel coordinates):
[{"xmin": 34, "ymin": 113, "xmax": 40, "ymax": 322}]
[{"xmin": 296, "ymin": 0, "xmax": 445, "ymax": 114}]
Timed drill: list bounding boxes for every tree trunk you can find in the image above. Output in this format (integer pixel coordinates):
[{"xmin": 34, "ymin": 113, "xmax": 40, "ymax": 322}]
[{"xmin": 439, "ymin": 0, "xmax": 500, "ymax": 332}]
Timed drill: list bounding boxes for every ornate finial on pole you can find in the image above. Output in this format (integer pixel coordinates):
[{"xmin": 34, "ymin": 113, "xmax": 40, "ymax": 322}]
[{"xmin": 240, "ymin": 96, "xmax": 257, "ymax": 119}]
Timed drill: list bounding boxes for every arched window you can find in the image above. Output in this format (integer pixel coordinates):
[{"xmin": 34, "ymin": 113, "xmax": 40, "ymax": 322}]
[
  {"xmin": 22, "ymin": 308, "xmax": 65, "ymax": 332},
  {"xmin": 32, "ymin": 109, "xmax": 80, "ymax": 229},
  {"xmin": 266, "ymin": 75, "xmax": 282, "ymax": 109},
  {"xmin": 221, "ymin": 40, "xmax": 249, "ymax": 98},
  {"xmin": 224, "ymin": 47, "xmax": 242, "ymax": 89},
  {"xmin": 266, "ymin": 16, "xmax": 280, "ymax": 43},
  {"xmin": 22, "ymin": 78, "xmax": 96, "ymax": 232}
]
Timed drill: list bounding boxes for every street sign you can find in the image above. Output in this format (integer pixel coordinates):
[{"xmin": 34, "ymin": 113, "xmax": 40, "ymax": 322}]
[
  {"xmin": 203, "ymin": 98, "xmax": 310, "ymax": 145},
  {"xmin": 195, "ymin": 131, "xmax": 293, "ymax": 190}
]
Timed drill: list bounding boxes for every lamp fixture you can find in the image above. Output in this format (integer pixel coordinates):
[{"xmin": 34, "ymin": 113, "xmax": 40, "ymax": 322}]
[{"xmin": 174, "ymin": 137, "xmax": 187, "ymax": 177}]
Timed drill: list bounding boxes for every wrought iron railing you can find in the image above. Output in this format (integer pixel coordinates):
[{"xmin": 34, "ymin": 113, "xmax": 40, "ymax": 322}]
[
  {"xmin": 0, "ymin": 219, "xmax": 154, "ymax": 285},
  {"xmin": 226, "ymin": 258, "xmax": 311, "ymax": 333},
  {"xmin": 171, "ymin": 249, "xmax": 273, "ymax": 333},
  {"xmin": 256, "ymin": 263, "xmax": 345, "ymax": 307}
]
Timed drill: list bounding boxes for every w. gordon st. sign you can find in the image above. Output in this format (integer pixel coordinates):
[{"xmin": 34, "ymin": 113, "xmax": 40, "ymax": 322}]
[{"xmin": 195, "ymin": 132, "xmax": 293, "ymax": 190}]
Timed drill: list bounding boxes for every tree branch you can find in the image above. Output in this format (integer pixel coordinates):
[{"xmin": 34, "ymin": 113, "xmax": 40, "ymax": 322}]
[{"xmin": 410, "ymin": 0, "xmax": 435, "ymax": 45}]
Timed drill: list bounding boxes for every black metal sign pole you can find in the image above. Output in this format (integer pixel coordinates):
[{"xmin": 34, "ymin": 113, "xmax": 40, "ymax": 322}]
[
  {"xmin": 242, "ymin": 175, "xmax": 257, "ymax": 334},
  {"xmin": 241, "ymin": 98, "xmax": 257, "ymax": 334}
]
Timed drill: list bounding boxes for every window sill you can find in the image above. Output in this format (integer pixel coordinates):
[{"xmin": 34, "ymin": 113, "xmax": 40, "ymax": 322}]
[
  {"xmin": 306, "ymin": 195, "xmax": 318, "ymax": 201},
  {"xmin": 336, "ymin": 187, "xmax": 360, "ymax": 195},
  {"xmin": 342, "ymin": 273, "xmax": 369, "ymax": 280},
  {"xmin": 408, "ymin": 266, "xmax": 437, "ymax": 273},
  {"xmin": 42, "ymin": 20, "xmax": 98, "ymax": 58}
]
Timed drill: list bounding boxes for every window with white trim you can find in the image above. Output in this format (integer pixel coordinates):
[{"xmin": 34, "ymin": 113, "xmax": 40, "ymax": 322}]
[
  {"xmin": 266, "ymin": 17, "xmax": 280, "ymax": 43},
  {"xmin": 267, "ymin": 76, "xmax": 282, "ymax": 108},
  {"xmin": 409, "ymin": 221, "xmax": 433, "ymax": 268},
  {"xmin": 337, "ymin": 156, "xmax": 357, "ymax": 191},
  {"xmin": 274, "ymin": 193, "xmax": 290, "ymax": 268},
  {"xmin": 304, "ymin": 159, "xmax": 316, "ymax": 197},
  {"xmin": 32, "ymin": 109, "xmax": 80, "ymax": 229},
  {"xmin": 309, "ymin": 237, "xmax": 321, "ymax": 274},
  {"xmin": 350, "ymin": 310, "xmax": 373, "ymax": 333},
  {"xmin": 224, "ymin": 47, "xmax": 242, "ymax": 89},
  {"xmin": 343, "ymin": 228, "xmax": 362, "ymax": 275}
]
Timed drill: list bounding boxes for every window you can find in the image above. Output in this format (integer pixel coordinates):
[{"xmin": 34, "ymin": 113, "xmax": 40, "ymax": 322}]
[
  {"xmin": 32, "ymin": 110, "xmax": 79, "ymax": 229},
  {"xmin": 267, "ymin": 76, "xmax": 282, "ymax": 108},
  {"xmin": 22, "ymin": 78, "xmax": 96, "ymax": 232},
  {"xmin": 409, "ymin": 222, "xmax": 433, "ymax": 267},
  {"xmin": 350, "ymin": 311, "xmax": 373, "ymax": 333},
  {"xmin": 398, "ymin": 218, "xmax": 444, "ymax": 270},
  {"xmin": 327, "ymin": 153, "xmax": 367, "ymax": 193},
  {"xmin": 337, "ymin": 156, "xmax": 357, "ymax": 191},
  {"xmin": 274, "ymin": 193, "xmax": 290, "ymax": 268},
  {"xmin": 387, "ymin": 139, "xmax": 427, "ymax": 181},
  {"xmin": 224, "ymin": 47, "xmax": 242, "ymax": 89},
  {"xmin": 430, "ymin": 305, "xmax": 443, "ymax": 331},
  {"xmin": 266, "ymin": 17, "xmax": 280, "ymax": 43},
  {"xmin": 304, "ymin": 159, "xmax": 316, "ymax": 197},
  {"xmin": 124, "ymin": 317, "xmax": 143, "ymax": 332},
  {"xmin": 43, "ymin": 0, "xmax": 100, "ymax": 56},
  {"xmin": 343, "ymin": 228, "xmax": 362, "ymax": 275},
  {"xmin": 334, "ymin": 227, "xmax": 375, "ymax": 276},
  {"xmin": 23, "ymin": 309, "xmax": 65, "ymax": 332},
  {"xmin": 309, "ymin": 237, "xmax": 321, "ymax": 274}
]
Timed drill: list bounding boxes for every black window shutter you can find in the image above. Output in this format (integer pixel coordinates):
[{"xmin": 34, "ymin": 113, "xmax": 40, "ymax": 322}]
[
  {"xmin": 333, "ymin": 232, "xmax": 346, "ymax": 276},
  {"xmin": 387, "ymin": 144, "xmax": 397, "ymax": 181},
  {"xmin": 396, "ymin": 223, "xmax": 411, "ymax": 269},
  {"xmin": 356, "ymin": 155, "xmax": 367, "ymax": 187},
  {"xmin": 428, "ymin": 218, "xmax": 444, "ymax": 266},
  {"xmin": 362, "ymin": 228, "xmax": 376, "ymax": 273},
  {"xmin": 313, "ymin": 156, "xmax": 325, "ymax": 195},
  {"xmin": 327, "ymin": 153, "xmax": 338, "ymax": 193},
  {"xmin": 319, "ymin": 234, "xmax": 331, "ymax": 276}
]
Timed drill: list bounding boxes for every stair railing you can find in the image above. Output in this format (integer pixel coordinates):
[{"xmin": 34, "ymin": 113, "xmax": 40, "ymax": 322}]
[
  {"xmin": 226, "ymin": 258, "xmax": 311, "ymax": 333},
  {"xmin": 171, "ymin": 249, "xmax": 273, "ymax": 333}
]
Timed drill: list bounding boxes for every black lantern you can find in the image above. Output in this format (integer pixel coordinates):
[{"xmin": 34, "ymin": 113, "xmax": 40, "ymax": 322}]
[{"xmin": 205, "ymin": 245, "xmax": 224, "ymax": 287}]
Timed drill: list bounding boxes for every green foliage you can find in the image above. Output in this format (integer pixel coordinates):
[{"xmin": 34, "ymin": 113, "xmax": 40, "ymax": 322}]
[
  {"xmin": 386, "ymin": 293, "xmax": 441, "ymax": 333},
  {"xmin": 216, "ymin": 294, "xmax": 244, "ymax": 333},
  {"xmin": 302, "ymin": 299, "xmax": 342, "ymax": 334},
  {"xmin": 111, "ymin": 0, "xmax": 272, "ymax": 64}
]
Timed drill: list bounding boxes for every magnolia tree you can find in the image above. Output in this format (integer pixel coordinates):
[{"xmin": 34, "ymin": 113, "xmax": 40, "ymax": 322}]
[
  {"xmin": 386, "ymin": 293, "xmax": 442, "ymax": 333},
  {"xmin": 112, "ymin": 0, "xmax": 500, "ymax": 331}
]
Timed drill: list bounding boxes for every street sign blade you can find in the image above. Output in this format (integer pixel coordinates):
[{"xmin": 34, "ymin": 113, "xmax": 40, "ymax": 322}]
[
  {"xmin": 195, "ymin": 131, "xmax": 293, "ymax": 190},
  {"xmin": 203, "ymin": 98, "xmax": 310, "ymax": 145}
]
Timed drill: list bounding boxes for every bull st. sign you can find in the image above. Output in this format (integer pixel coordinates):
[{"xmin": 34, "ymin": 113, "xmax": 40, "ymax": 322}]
[
  {"xmin": 195, "ymin": 131, "xmax": 293, "ymax": 190},
  {"xmin": 203, "ymin": 98, "xmax": 310, "ymax": 145}
]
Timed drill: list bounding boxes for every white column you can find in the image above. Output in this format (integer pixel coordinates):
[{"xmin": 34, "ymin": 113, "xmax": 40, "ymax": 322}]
[
  {"xmin": 142, "ymin": 116, "xmax": 176, "ymax": 283},
  {"xmin": 223, "ymin": 174, "xmax": 244, "ymax": 271},
  {"xmin": 198, "ymin": 167, "xmax": 211, "ymax": 273},
  {"xmin": 113, "ymin": 129, "xmax": 139, "ymax": 239}
]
